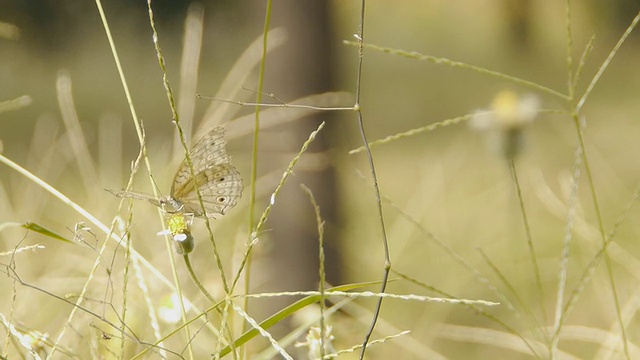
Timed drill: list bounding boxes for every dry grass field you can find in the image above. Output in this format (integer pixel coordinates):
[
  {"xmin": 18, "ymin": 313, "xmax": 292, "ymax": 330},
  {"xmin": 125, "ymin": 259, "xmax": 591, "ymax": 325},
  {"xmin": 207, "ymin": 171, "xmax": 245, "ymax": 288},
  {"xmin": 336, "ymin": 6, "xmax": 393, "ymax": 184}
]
[{"xmin": 1, "ymin": 1, "xmax": 640, "ymax": 359}]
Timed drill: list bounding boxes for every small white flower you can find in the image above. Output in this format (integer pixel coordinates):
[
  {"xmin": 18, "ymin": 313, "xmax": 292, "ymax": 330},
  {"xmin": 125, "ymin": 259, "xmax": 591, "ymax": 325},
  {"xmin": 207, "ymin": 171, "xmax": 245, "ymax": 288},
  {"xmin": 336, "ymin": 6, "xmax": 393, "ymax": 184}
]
[
  {"xmin": 471, "ymin": 90, "xmax": 540, "ymax": 160},
  {"xmin": 158, "ymin": 293, "xmax": 192, "ymax": 324},
  {"xmin": 295, "ymin": 325, "xmax": 336, "ymax": 360}
]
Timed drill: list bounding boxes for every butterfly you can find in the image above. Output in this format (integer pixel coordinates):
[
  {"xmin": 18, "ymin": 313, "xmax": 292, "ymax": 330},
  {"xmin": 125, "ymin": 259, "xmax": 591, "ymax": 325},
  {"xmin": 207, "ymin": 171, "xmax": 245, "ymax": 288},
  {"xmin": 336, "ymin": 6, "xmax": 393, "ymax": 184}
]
[{"xmin": 109, "ymin": 126, "xmax": 243, "ymax": 218}]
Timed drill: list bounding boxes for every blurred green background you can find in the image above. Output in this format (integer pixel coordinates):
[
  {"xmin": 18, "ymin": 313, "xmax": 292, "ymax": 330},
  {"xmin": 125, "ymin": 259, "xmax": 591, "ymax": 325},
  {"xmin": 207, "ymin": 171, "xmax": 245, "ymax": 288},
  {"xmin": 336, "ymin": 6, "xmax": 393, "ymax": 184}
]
[{"xmin": 2, "ymin": 0, "xmax": 640, "ymax": 358}]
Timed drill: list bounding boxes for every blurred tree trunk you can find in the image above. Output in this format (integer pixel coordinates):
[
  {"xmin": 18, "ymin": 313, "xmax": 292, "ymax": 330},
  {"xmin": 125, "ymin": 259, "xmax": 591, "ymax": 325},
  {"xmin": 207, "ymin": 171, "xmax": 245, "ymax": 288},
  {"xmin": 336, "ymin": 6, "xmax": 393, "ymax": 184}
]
[
  {"xmin": 503, "ymin": 0, "xmax": 533, "ymax": 50},
  {"xmin": 594, "ymin": 0, "xmax": 640, "ymax": 36},
  {"xmin": 246, "ymin": 0, "xmax": 342, "ymax": 320}
]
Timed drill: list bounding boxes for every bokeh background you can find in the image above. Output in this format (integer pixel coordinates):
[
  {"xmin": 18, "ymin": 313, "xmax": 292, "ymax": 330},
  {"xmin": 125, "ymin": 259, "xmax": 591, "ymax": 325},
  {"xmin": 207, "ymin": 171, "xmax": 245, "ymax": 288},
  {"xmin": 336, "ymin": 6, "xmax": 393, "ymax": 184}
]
[{"xmin": 2, "ymin": 1, "xmax": 640, "ymax": 358}]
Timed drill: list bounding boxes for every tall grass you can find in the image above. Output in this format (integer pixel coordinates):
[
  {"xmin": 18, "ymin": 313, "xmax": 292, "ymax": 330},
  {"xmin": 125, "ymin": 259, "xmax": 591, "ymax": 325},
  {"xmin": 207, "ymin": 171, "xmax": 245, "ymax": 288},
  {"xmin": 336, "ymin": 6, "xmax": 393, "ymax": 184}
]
[{"xmin": 1, "ymin": 1, "xmax": 640, "ymax": 359}]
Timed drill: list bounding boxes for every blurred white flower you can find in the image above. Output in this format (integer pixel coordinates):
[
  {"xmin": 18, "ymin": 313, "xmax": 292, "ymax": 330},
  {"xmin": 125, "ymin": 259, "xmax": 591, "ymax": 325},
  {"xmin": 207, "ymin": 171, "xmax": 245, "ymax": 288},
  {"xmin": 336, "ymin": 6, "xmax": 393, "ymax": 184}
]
[
  {"xmin": 295, "ymin": 324, "xmax": 336, "ymax": 360},
  {"xmin": 158, "ymin": 292, "xmax": 192, "ymax": 324},
  {"xmin": 471, "ymin": 90, "xmax": 540, "ymax": 160}
]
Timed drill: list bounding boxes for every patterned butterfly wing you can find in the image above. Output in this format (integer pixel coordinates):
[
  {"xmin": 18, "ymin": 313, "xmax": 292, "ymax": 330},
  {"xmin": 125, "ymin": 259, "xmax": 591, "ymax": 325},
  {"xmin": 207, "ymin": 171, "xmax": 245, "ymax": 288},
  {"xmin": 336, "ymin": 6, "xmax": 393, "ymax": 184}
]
[{"xmin": 170, "ymin": 126, "xmax": 243, "ymax": 217}]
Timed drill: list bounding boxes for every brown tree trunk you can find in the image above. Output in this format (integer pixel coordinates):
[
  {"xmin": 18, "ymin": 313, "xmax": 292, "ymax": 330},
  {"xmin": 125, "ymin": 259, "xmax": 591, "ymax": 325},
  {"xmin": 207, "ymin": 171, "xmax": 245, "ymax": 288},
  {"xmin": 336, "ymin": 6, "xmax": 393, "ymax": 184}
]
[{"xmin": 247, "ymin": 0, "xmax": 342, "ymax": 323}]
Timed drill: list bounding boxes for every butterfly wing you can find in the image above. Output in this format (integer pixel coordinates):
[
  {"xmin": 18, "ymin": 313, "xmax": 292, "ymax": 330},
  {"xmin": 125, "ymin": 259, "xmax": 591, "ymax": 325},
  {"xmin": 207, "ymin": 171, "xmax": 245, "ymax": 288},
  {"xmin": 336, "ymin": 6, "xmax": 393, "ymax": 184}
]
[
  {"xmin": 172, "ymin": 163, "xmax": 243, "ymax": 216},
  {"xmin": 171, "ymin": 127, "xmax": 243, "ymax": 217},
  {"xmin": 172, "ymin": 127, "xmax": 228, "ymax": 190}
]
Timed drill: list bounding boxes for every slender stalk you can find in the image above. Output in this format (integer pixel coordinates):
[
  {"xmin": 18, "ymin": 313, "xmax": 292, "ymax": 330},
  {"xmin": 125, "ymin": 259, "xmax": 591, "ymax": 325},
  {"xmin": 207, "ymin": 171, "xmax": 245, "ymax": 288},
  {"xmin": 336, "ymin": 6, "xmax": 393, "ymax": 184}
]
[{"xmin": 352, "ymin": 1, "xmax": 391, "ymax": 358}]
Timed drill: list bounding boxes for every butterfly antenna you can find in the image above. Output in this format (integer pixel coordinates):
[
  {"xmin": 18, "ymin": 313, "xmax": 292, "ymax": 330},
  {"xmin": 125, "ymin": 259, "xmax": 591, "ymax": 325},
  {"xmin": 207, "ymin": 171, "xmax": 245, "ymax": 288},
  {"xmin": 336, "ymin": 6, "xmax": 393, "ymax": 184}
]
[{"xmin": 149, "ymin": 173, "xmax": 165, "ymax": 198}]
